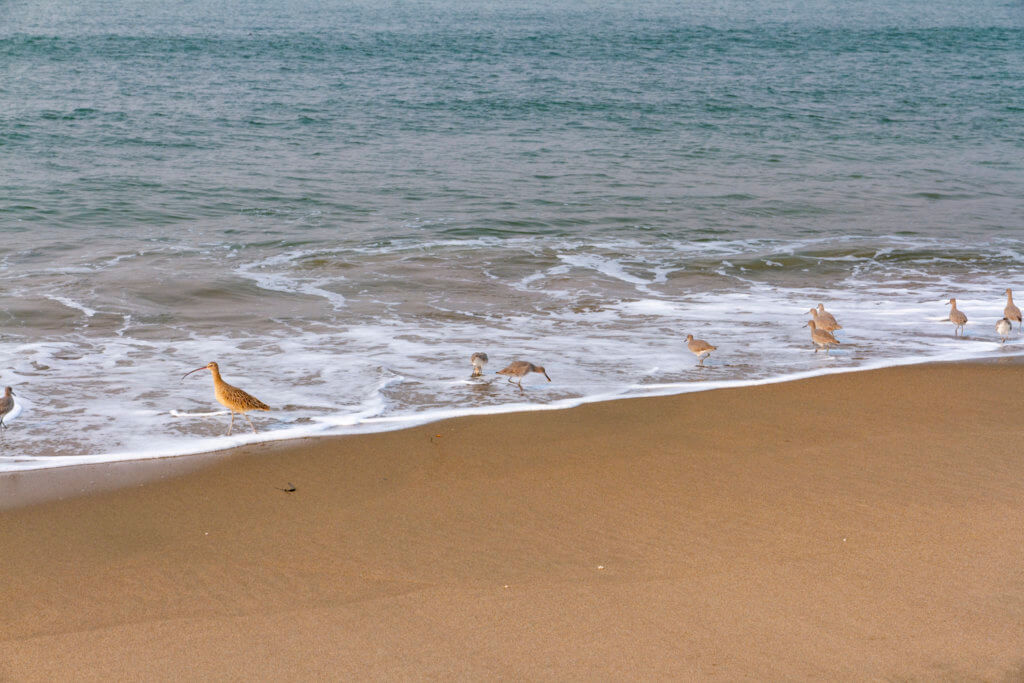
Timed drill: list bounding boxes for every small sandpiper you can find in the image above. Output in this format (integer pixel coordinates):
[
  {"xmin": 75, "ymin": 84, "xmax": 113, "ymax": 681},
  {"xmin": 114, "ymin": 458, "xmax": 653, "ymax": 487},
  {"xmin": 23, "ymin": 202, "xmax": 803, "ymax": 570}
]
[
  {"xmin": 947, "ymin": 298, "xmax": 968, "ymax": 337},
  {"xmin": 496, "ymin": 361, "xmax": 551, "ymax": 389},
  {"xmin": 470, "ymin": 352, "xmax": 489, "ymax": 377}
]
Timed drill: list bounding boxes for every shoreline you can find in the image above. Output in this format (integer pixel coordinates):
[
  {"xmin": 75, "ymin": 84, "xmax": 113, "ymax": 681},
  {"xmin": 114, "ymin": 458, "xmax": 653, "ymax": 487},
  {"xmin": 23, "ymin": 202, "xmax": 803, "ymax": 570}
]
[
  {"xmin": 2, "ymin": 359, "xmax": 1023, "ymax": 678},
  {"xmin": 3, "ymin": 353, "xmax": 1023, "ymax": 508}
]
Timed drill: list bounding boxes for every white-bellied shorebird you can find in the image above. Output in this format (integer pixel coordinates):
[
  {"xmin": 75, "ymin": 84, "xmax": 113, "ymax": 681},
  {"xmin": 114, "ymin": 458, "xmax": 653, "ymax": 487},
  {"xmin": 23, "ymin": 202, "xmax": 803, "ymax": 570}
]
[
  {"xmin": 182, "ymin": 361, "xmax": 271, "ymax": 435},
  {"xmin": 685, "ymin": 334, "xmax": 717, "ymax": 366},
  {"xmin": 806, "ymin": 309, "xmax": 839, "ymax": 331},
  {"xmin": 947, "ymin": 298, "xmax": 968, "ymax": 337},
  {"xmin": 807, "ymin": 320, "xmax": 840, "ymax": 354},
  {"xmin": 1004, "ymin": 289, "xmax": 1022, "ymax": 332},
  {"xmin": 809, "ymin": 306, "xmax": 841, "ymax": 332},
  {"xmin": 996, "ymin": 318, "xmax": 1012, "ymax": 344},
  {"xmin": 470, "ymin": 352, "xmax": 489, "ymax": 377},
  {"xmin": 496, "ymin": 360, "xmax": 551, "ymax": 389},
  {"xmin": 0, "ymin": 387, "xmax": 14, "ymax": 432}
]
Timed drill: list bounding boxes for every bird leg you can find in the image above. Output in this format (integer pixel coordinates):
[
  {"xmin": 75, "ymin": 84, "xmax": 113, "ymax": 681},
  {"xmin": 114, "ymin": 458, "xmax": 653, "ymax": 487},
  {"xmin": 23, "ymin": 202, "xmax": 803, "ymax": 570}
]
[
  {"xmin": 227, "ymin": 412, "xmax": 235, "ymax": 436},
  {"xmin": 244, "ymin": 414, "xmax": 257, "ymax": 434}
]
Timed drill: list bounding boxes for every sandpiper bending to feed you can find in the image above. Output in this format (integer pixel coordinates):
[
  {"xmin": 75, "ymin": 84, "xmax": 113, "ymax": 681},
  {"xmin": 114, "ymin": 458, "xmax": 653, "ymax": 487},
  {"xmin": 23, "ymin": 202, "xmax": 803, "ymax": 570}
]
[
  {"xmin": 685, "ymin": 334, "xmax": 717, "ymax": 366},
  {"xmin": 1004, "ymin": 289, "xmax": 1022, "ymax": 332},
  {"xmin": 947, "ymin": 298, "xmax": 968, "ymax": 337},
  {"xmin": 182, "ymin": 361, "xmax": 271, "ymax": 435},
  {"xmin": 809, "ymin": 306, "xmax": 841, "ymax": 332},
  {"xmin": 496, "ymin": 361, "xmax": 551, "ymax": 389},
  {"xmin": 996, "ymin": 318, "xmax": 1012, "ymax": 344},
  {"xmin": 470, "ymin": 352, "xmax": 489, "ymax": 377},
  {"xmin": 807, "ymin": 320, "xmax": 840, "ymax": 354},
  {"xmin": 0, "ymin": 387, "xmax": 15, "ymax": 432}
]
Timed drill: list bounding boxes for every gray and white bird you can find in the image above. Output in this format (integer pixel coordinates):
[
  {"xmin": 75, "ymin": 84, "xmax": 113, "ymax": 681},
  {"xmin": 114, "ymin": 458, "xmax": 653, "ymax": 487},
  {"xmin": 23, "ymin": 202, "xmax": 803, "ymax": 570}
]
[
  {"xmin": 470, "ymin": 352, "xmax": 489, "ymax": 377},
  {"xmin": 996, "ymin": 317, "xmax": 1012, "ymax": 344}
]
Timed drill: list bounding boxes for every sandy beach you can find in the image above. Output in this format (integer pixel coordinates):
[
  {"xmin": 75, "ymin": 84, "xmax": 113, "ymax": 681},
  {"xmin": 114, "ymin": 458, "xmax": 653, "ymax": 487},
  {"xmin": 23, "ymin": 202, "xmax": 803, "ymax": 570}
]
[{"xmin": 2, "ymin": 360, "xmax": 1023, "ymax": 680}]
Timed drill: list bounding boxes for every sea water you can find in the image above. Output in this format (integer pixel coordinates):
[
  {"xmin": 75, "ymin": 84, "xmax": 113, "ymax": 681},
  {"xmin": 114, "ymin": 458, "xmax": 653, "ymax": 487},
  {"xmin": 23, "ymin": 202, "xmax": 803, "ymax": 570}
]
[{"xmin": 1, "ymin": 0, "xmax": 1023, "ymax": 470}]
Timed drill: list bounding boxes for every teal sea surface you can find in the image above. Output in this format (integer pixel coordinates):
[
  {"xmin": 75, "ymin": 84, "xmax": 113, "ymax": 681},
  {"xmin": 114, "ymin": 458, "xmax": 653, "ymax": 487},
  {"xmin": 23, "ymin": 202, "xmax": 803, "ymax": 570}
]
[{"xmin": 1, "ymin": 0, "xmax": 1023, "ymax": 468}]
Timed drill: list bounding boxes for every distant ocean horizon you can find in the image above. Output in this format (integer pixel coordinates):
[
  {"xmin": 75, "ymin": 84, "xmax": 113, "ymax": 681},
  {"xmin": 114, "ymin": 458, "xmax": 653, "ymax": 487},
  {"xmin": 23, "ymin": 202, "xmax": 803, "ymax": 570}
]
[{"xmin": 2, "ymin": 0, "xmax": 1023, "ymax": 470}]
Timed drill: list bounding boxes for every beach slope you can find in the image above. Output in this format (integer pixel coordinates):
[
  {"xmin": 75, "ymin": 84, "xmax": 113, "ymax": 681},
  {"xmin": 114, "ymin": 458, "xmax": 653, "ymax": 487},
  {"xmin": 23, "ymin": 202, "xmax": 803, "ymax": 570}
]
[{"xmin": 2, "ymin": 361, "xmax": 1023, "ymax": 679}]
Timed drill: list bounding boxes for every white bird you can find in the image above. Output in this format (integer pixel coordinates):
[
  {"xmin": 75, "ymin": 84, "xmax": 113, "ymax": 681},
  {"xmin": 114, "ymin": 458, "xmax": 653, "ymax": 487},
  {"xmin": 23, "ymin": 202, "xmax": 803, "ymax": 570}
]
[
  {"xmin": 996, "ymin": 318, "xmax": 1012, "ymax": 344},
  {"xmin": 470, "ymin": 352, "xmax": 489, "ymax": 377}
]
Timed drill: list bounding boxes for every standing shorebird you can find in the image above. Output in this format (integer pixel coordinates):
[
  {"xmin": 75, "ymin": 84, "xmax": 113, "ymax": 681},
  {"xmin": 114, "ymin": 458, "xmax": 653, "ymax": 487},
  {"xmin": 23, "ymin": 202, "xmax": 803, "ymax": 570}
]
[
  {"xmin": 496, "ymin": 361, "xmax": 551, "ymax": 389},
  {"xmin": 1004, "ymin": 289, "xmax": 1022, "ymax": 332},
  {"xmin": 470, "ymin": 352, "xmax": 489, "ymax": 377},
  {"xmin": 182, "ymin": 361, "xmax": 271, "ymax": 435},
  {"xmin": 996, "ymin": 318, "xmax": 1012, "ymax": 344},
  {"xmin": 947, "ymin": 298, "xmax": 968, "ymax": 337},
  {"xmin": 809, "ymin": 306, "xmax": 842, "ymax": 332},
  {"xmin": 807, "ymin": 320, "xmax": 840, "ymax": 354},
  {"xmin": 815, "ymin": 305, "xmax": 839, "ymax": 331},
  {"xmin": 685, "ymin": 334, "xmax": 717, "ymax": 366},
  {"xmin": 0, "ymin": 387, "xmax": 15, "ymax": 432}
]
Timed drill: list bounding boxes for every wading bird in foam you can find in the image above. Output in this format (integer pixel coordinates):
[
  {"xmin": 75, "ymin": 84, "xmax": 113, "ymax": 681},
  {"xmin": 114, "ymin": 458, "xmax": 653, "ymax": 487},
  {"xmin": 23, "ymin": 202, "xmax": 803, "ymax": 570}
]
[
  {"xmin": 470, "ymin": 352, "xmax": 489, "ymax": 377},
  {"xmin": 182, "ymin": 361, "xmax": 270, "ymax": 435},
  {"xmin": 496, "ymin": 361, "xmax": 551, "ymax": 389},
  {"xmin": 947, "ymin": 298, "xmax": 968, "ymax": 337},
  {"xmin": 996, "ymin": 318, "xmax": 1012, "ymax": 344},
  {"xmin": 807, "ymin": 320, "xmax": 840, "ymax": 354},
  {"xmin": 809, "ymin": 305, "xmax": 841, "ymax": 333},
  {"xmin": 0, "ymin": 387, "xmax": 15, "ymax": 434},
  {"xmin": 1004, "ymin": 289, "xmax": 1022, "ymax": 333},
  {"xmin": 685, "ymin": 334, "xmax": 717, "ymax": 366}
]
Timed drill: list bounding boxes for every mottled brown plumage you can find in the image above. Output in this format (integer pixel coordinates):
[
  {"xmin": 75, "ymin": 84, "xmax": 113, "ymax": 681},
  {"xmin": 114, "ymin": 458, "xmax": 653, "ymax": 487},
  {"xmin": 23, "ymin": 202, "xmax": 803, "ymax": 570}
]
[
  {"xmin": 496, "ymin": 360, "xmax": 551, "ymax": 389},
  {"xmin": 947, "ymin": 298, "xmax": 968, "ymax": 337},
  {"xmin": 685, "ymin": 334, "xmax": 717, "ymax": 366},
  {"xmin": 809, "ymin": 306, "xmax": 841, "ymax": 332},
  {"xmin": 807, "ymin": 320, "xmax": 840, "ymax": 354},
  {"xmin": 182, "ymin": 361, "xmax": 270, "ymax": 435},
  {"xmin": 0, "ymin": 387, "xmax": 15, "ymax": 431},
  {"xmin": 1004, "ymin": 289, "xmax": 1022, "ymax": 332}
]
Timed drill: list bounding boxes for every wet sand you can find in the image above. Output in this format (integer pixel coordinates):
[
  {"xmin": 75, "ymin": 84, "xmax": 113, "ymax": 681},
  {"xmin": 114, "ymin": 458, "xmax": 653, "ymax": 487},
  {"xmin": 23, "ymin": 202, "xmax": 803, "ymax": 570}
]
[{"xmin": 2, "ymin": 361, "xmax": 1023, "ymax": 679}]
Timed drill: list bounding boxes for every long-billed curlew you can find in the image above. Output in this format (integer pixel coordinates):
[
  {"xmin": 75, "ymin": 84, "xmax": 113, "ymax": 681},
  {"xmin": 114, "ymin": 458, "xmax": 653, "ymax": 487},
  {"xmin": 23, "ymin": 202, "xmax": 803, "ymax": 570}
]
[
  {"xmin": 182, "ymin": 361, "xmax": 271, "ymax": 435},
  {"xmin": 947, "ymin": 298, "xmax": 968, "ymax": 337},
  {"xmin": 816, "ymin": 304, "xmax": 842, "ymax": 330},
  {"xmin": 496, "ymin": 360, "xmax": 551, "ymax": 389},
  {"xmin": 807, "ymin": 320, "xmax": 840, "ymax": 354},
  {"xmin": 685, "ymin": 334, "xmax": 717, "ymax": 366},
  {"xmin": 470, "ymin": 352, "xmax": 489, "ymax": 377},
  {"xmin": 0, "ymin": 387, "xmax": 15, "ymax": 431},
  {"xmin": 1004, "ymin": 289, "xmax": 1022, "ymax": 332},
  {"xmin": 809, "ymin": 306, "xmax": 841, "ymax": 332},
  {"xmin": 996, "ymin": 318, "xmax": 1012, "ymax": 344}
]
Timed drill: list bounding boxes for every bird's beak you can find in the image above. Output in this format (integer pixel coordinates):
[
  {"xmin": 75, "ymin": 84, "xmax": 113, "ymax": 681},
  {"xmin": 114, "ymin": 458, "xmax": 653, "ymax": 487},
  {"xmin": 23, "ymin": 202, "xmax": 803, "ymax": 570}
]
[
  {"xmin": 544, "ymin": 372, "xmax": 551, "ymax": 382},
  {"xmin": 181, "ymin": 366, "xmax": 208, "ymax": 381}
]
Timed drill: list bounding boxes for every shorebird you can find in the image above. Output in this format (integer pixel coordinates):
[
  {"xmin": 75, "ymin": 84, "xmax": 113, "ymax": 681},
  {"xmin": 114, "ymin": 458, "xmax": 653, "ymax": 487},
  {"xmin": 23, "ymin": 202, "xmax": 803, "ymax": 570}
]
[
  {"xmin": 470, "ymin": 352, "xmax": 489, "ymax": 377},
  {"xmin": 685, "ymin": 334, "xmax": 717, "ymax": 366},
  {"xmin": 808, "ymin": 307, "xmax": 840, "ymax": 333},
  {"xmin": 807, "ymin": 320, "xmax": 840, "ymax": 354},
  {"xmin": 1004, "ymin": 289, "xmax": 1022, "ymax": 332},
  {"xmin": 809, "ymin": 306, "xmax": 841, "ymax": 332},
  {"xmin": 0, "ymin": 387, "xmax": 14, "ymax": 431},
  {"xmin": 996, "ymin": 318, "xmax": 1012, "ymax": 344},
  {"xmin": 182, "ymin": 361, "xmax": 271, "ymax": 435},
  {"xmin": 496, "ymin": 361, "xmax": 551, "ymax": 389},
  {"xmin": 947, "ymin": 298, "xmax": 968, "ymax": 337}
]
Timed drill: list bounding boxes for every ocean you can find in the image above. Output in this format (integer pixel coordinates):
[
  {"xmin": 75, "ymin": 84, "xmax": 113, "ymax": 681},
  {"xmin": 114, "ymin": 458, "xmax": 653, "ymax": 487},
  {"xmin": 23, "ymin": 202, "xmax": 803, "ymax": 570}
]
[{"xmin": 2, "ymin": 0, "xmax": 1022, "ymax": 470}]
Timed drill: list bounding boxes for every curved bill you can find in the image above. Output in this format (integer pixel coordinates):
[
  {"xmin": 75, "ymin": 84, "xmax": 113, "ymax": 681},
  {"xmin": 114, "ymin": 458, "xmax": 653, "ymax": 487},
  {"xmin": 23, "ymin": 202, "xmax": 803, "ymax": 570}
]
[{"xmin": 181, "ymin": 366, "xmax": 209, "ymax": 381}]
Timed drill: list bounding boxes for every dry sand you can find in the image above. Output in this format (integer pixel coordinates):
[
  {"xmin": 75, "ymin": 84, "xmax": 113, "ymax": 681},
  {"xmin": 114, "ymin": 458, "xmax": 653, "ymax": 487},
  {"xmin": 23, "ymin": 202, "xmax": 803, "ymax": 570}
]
[{"xmin": 2, "ymin": 361, "xmax": 1023, "ymax": 680}]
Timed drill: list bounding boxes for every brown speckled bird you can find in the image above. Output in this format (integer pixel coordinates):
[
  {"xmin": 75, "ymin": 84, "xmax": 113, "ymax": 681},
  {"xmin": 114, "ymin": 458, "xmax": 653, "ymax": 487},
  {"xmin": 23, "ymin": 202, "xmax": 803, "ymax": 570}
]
[
  {"xmin": 1004, "ymin": 289, "xmax": 1022, "ymax": 333},
  {"xmin": 685, "ymin": 334, "xmax": 717, "ymax": 366},
  {"xmin": 496, "ymin": 360, "xmax": 551, "ymax": 389},
  {"xmin": 182, "ymin": 361, "xmax": 271, "ymax": 435},
  {"xmin": 807, "ymin": 320, "xmax": 840, "ymax": 354},
  {"xmin": 0, "ymin": 387, "xmax": 15, "ymax": 431},
  {"xmin": 947, "ymin": 298, "xmax": 968, "ymax": 337}
]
